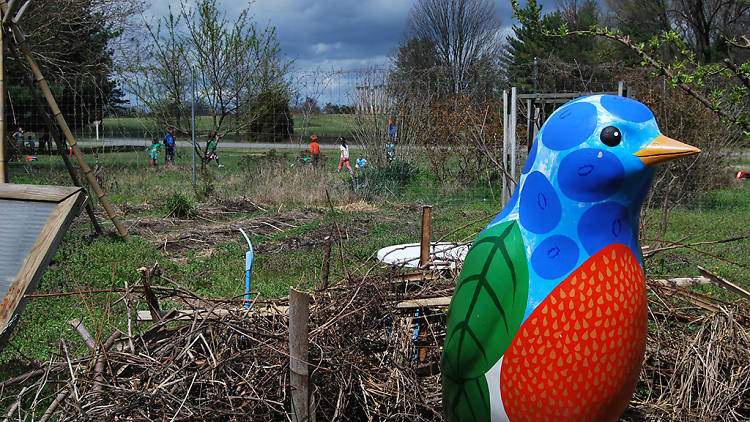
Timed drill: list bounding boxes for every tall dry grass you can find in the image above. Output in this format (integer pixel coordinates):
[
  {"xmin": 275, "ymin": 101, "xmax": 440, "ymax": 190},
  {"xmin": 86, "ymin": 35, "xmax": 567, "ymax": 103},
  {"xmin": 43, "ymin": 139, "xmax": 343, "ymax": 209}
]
[{"xmin": 235, "ymin": 162, "xmax": 357, "ymax": 206}]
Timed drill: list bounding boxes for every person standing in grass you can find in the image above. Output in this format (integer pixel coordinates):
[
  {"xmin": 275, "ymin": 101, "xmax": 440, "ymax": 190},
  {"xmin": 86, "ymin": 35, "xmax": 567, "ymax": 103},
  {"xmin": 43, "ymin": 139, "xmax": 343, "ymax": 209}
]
[
  {"xmin": 163, "ymin": 129, "xmax": 176, "ymax": 164},
  {"xmin": 206, "ymin": 137, "xmax": 224, "ymax": 168},
  {"xmin": 147, "ymin": 137, "xmax": 163, "ymax": 166},
  {"xmin": 309, "ymin": 134, "xmax": 321, "ymax": 168},
  {"xmin": 337, "ymin": 137, "xmax": 352, "ymax": 173},
  {"xmin": 385, "ymin": 119, "xmax": 397, "ymax": 163}
]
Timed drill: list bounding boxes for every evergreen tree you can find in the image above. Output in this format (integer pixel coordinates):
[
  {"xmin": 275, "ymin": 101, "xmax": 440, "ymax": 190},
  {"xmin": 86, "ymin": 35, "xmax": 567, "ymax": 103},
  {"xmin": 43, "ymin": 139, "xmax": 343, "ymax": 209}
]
[
  {"xmin": 502, "ymin": 0, "xmax": 613, "ymax": 92},
  {"xmin": 6, "ymin": 1, "xmax": 133, "ymax": 135}
]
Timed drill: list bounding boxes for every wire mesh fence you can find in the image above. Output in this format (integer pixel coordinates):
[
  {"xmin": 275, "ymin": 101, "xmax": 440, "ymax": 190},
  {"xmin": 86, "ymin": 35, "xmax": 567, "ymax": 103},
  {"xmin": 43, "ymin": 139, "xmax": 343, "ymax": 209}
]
[{"xmin": 3, "ymin": 64, "xmax": 747, "ymax": 215}]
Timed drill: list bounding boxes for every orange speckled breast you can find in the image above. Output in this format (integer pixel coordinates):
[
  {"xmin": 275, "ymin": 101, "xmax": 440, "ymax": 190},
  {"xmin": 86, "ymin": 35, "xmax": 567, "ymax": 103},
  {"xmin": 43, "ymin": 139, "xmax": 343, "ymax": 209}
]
[{"xmin": 500, "ymin": 243, "xmax": 647, "ymax": 422}]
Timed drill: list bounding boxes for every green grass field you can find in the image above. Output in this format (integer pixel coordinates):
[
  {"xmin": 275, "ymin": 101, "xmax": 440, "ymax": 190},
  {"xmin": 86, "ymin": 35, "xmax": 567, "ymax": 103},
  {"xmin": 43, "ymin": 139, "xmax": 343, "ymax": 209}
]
[
  {"xmin": 90, "ymin": 113, "xmax": 355, "ymax": 141},
  {"xmin": 2, "ymin": 149, "xmax": 749, "ymax": 369}
]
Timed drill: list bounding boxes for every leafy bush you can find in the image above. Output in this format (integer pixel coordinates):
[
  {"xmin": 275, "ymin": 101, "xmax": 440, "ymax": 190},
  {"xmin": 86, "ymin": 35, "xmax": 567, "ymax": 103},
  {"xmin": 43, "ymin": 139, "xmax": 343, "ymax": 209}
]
[
  {"xmin": 348, "ymin": 161, "xmax": 418, "ymax": 199},
  {"xmin": 164, "ymin": 192, "xmax": 194, "ymax": 217}
]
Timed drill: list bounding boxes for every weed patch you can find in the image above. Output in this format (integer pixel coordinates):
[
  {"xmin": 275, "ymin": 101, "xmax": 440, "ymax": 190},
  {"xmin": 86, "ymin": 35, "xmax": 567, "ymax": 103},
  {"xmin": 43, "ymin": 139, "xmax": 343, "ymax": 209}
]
[
  {"xmin": 163, "ymin": 192, "xmax": 194, "ymax": 217},
  {"xmin": 348, "ymin": 160, "xmax": 418, "ymax": 199}
]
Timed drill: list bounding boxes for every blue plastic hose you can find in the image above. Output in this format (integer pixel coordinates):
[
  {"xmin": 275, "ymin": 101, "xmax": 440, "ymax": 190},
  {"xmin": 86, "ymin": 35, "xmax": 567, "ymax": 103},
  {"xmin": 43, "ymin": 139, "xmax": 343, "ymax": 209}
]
[{"xmin": 238, "ymin": 228, "xmax": 254, "ymax": 309}]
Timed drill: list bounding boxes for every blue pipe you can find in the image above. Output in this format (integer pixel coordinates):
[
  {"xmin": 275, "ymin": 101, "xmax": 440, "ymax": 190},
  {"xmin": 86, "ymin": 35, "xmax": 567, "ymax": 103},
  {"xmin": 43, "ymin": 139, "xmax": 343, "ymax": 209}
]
[{"xmin": 238, "ymin": 228, "xmax": 254, "ymax": 309}]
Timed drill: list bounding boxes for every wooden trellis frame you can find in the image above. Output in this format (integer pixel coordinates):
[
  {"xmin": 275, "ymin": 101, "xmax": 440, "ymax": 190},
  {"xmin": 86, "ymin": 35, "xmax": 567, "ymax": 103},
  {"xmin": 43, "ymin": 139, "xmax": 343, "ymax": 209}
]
[
  {"xmin": 0, "ymin": 1, "xmax": 128, "ymax": 241},
  {"xmin": 501, "ymin": 82, "xmax": 630, "ymax": 204}
]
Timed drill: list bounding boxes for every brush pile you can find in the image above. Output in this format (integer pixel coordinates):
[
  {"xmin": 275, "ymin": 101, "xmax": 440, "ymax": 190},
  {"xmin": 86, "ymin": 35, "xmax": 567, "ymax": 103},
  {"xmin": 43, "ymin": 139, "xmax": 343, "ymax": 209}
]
[
  {"xmin": 0, "ymin": 267, "xmax": 455, "ymax": 421},
  {"xmin": 1, "ymin": 268, "xmax": 749, "ymax": 421}
]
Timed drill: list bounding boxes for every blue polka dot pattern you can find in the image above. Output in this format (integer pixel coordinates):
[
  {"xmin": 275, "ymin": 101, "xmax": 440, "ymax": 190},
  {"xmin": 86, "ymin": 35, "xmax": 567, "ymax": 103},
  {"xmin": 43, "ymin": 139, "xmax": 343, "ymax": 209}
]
[
  {"xmin": 488, "ymin": 185, "xmax": 519, "ymax": 226},
  {"xmin": 520, "ymin": 172, "xmax": 561, "ymax": 234},
  {"xmin": 578, "ymin": 202, "xmax": 633, "ymax": 255},
  {"xmin": 601, "ymin": 96, "xmax": 653, "ymax": 123},
  {"xmin": 558, "ymin": 148, "xmax": 624, "ymax": 202},
  {"xmin": 531, "ymin": 235, "xmax": 579, "ymax": 280},
  {"xmin": 541, "ymin": 102, "xmax": 597, "ymax": 151},
  {"xmin": 522, "ymin": 141, "xmax": 537, "ymax": 174}
]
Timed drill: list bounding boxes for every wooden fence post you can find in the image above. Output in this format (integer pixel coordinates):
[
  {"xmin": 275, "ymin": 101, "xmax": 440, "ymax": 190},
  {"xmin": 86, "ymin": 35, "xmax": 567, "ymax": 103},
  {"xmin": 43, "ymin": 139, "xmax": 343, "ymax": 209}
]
[
  {"xmin": 289, "ymin": 288, "xmax": 313, "ymax": 422},
  {"xmin": 419, "ymin": 206, "xmax": 432, "ymax": 268}
]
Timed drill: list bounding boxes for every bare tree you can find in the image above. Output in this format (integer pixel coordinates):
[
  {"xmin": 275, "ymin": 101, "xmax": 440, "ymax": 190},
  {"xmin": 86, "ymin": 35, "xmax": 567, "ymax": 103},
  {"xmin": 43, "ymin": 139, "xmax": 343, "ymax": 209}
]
[
  {"xmin": 669, "ymin": 0, "xmax": 750, "ymax": 63},
  {"xmin": 123, "ymin": 0, "xmax": 291, "ymax": 166},
  {"xmin": 406, "ymin": 0, "xmax": 503, "ymax": 96}
]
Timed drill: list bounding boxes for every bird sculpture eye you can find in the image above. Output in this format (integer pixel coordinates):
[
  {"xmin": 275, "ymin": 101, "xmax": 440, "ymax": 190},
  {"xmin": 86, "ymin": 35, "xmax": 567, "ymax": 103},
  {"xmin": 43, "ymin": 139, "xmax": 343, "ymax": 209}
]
[{"xmin": 600, "ymin": 126, "xmax": 622, "ymax": 147}]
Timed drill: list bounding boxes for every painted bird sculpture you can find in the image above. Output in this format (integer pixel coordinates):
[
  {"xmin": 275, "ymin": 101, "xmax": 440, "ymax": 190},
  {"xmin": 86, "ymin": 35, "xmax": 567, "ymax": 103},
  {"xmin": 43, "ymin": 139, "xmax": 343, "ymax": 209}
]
[{"xmin": 441, "ymin": 95, "xmax": 700, "ymax": 422}]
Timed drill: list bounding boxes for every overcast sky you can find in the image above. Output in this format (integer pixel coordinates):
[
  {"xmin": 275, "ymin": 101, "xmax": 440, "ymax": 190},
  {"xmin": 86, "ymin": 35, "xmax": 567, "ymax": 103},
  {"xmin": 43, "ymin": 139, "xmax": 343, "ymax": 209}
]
[{"xmin": 146, "ymin": 0, "xmax": 561, "ymax": 104}]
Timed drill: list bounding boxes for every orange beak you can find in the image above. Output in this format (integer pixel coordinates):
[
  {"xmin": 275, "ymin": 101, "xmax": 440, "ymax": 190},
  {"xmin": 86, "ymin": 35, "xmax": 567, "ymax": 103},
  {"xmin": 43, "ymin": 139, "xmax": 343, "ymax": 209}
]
[{"xmin": 634, "ymin": 135, "xmax": 701, "ymax": 166}]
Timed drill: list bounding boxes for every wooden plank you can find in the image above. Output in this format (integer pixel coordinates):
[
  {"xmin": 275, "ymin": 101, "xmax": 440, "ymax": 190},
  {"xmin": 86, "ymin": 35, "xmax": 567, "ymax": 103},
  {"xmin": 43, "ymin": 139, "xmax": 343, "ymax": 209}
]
[
  {"xmin": 698, "ymin": 266, "xmax": 750, "ymax": 301},
  {"xmin": 517, "ymin": 91, "xmax": 618, "ymax": 100},
  {"xmin": 1, "ymin": 191, "xmax": 86, "ymax": 347},
  {"xmin": 654, "ymin": 276, "xmax": 711, "ymax": 287},
  {"xmin": 396, "ymin": 296, "xmax": 452, "ymax": 309},
  {"xmin": 0, "ymin": 184, "xmax": 81, "ymax": 202},
  {"xmin": 389, "ymin": 270, "xmax": 447, "ymax": 284}
]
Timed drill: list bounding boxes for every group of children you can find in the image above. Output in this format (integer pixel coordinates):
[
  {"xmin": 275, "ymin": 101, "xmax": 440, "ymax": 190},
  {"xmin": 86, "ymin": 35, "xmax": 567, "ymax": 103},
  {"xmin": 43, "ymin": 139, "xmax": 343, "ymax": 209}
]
[
  {"xmin": 309, "ymin": 135, "xmax": 369, "ymax": 174},
  {"xmin": 148, "ymin": 129, "xmax": 223, "ymax": 168}
]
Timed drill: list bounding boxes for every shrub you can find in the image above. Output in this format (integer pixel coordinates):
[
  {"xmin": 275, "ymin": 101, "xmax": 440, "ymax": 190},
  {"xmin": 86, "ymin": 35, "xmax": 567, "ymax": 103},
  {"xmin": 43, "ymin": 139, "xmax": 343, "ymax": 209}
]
[
  {"xmin": 348, "ymin": 161, "xmax": 418, "ymax": 199},
  {"xmin": 164, "ymin": 192, "xmax": 194, "ymax": 217},
  {"xmin": 194, "ymin": 169, "xmax": 215, "ymax": 201}
]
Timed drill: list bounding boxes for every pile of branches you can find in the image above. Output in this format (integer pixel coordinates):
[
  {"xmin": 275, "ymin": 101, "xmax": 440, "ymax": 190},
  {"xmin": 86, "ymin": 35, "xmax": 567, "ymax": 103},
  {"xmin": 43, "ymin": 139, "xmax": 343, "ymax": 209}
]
[
  {"xmin": 3, "ymin": 265, "xmax": 750, "ymax": 420},
  {"xmin": 0, "ymin": 268, "xmax": 455, "ymax": 421},
  {"xmin": 630, "ymin": 280, "xmax": 750, "ymax": 421}
]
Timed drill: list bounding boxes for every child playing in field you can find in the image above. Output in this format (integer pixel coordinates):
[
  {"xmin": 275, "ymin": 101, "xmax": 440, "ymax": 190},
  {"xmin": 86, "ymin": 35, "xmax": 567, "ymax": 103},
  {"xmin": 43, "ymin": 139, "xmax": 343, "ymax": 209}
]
[
  {"xmin": 147, "ymin": 137, "xmax": 163, "ymax": 166},
  {"xmin": 355, "ymin": 154, "xmax": 368, "ymax": 168},
  {"xmin": 206, "ymin": 138, "xmax": 224, "ymax": 168},
  {"xmin": 337, "ymin": 138, "xmax": 352, "ymax": 173},
  {"xmin": 163, "ymin": 129, "xmax": 176, "ymax": 164}
]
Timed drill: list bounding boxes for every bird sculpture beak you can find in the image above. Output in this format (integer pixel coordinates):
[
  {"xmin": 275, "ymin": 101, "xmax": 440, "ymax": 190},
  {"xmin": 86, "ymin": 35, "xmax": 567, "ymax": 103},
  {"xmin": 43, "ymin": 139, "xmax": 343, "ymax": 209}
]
[{"xmin": 634, "ymin": 135, "xmax": 701, "ymax": 166}]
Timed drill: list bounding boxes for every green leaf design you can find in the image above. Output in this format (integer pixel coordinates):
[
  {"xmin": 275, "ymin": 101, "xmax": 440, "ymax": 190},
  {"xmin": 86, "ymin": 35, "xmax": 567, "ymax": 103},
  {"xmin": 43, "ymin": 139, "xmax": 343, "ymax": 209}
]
[{"xmin": 441, "ymin": 221, "xmax": 529, "ymax": 422}]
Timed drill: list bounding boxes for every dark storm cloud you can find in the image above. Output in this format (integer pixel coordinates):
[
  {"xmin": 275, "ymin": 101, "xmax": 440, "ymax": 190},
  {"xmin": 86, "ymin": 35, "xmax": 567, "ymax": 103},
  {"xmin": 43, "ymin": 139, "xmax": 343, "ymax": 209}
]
[
  {"xmin": 149, "ymin": 0, "xmax": 561, "ymax": 70},
  {"xmin": 146, "ymin": 0, "xmax": 564, "ymax": 102}
]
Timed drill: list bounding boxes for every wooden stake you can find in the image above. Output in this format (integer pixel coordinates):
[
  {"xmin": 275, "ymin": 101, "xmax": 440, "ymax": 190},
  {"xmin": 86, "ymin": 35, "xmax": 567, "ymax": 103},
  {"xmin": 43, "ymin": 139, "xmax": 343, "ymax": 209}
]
[
  {"xmin": 289, "ymin": 288, "xmax": 312, "ymax": 422},
  {"xmin": 419, "ymin": 205, "xmax": 432, "ymax": 268},
  {"xmin": 320, "ymin": 230, "xmax": 332, "ymax": 290},
  {"xmin": 140, "ymin": 265, "xmax": 162, "ymax": 323},
  {"xmin": 0, "ymin": 4, "xmax": 129, "ymax": 241}
]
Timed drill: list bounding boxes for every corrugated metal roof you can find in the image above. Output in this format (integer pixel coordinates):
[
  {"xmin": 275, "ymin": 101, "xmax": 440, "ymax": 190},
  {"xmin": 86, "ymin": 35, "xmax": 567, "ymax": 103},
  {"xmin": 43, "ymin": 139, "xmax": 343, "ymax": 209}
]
[{"xmin": 0, "ymin": 200, "xmax": 56, "ymax": 304}]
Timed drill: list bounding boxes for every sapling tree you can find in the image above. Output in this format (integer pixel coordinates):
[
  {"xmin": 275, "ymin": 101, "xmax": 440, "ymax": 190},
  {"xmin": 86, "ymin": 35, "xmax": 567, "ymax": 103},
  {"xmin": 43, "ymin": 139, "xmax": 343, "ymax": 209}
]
[{"xmin": 123, "ymin": 0, "xmax": 292, "ymax": 167}]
